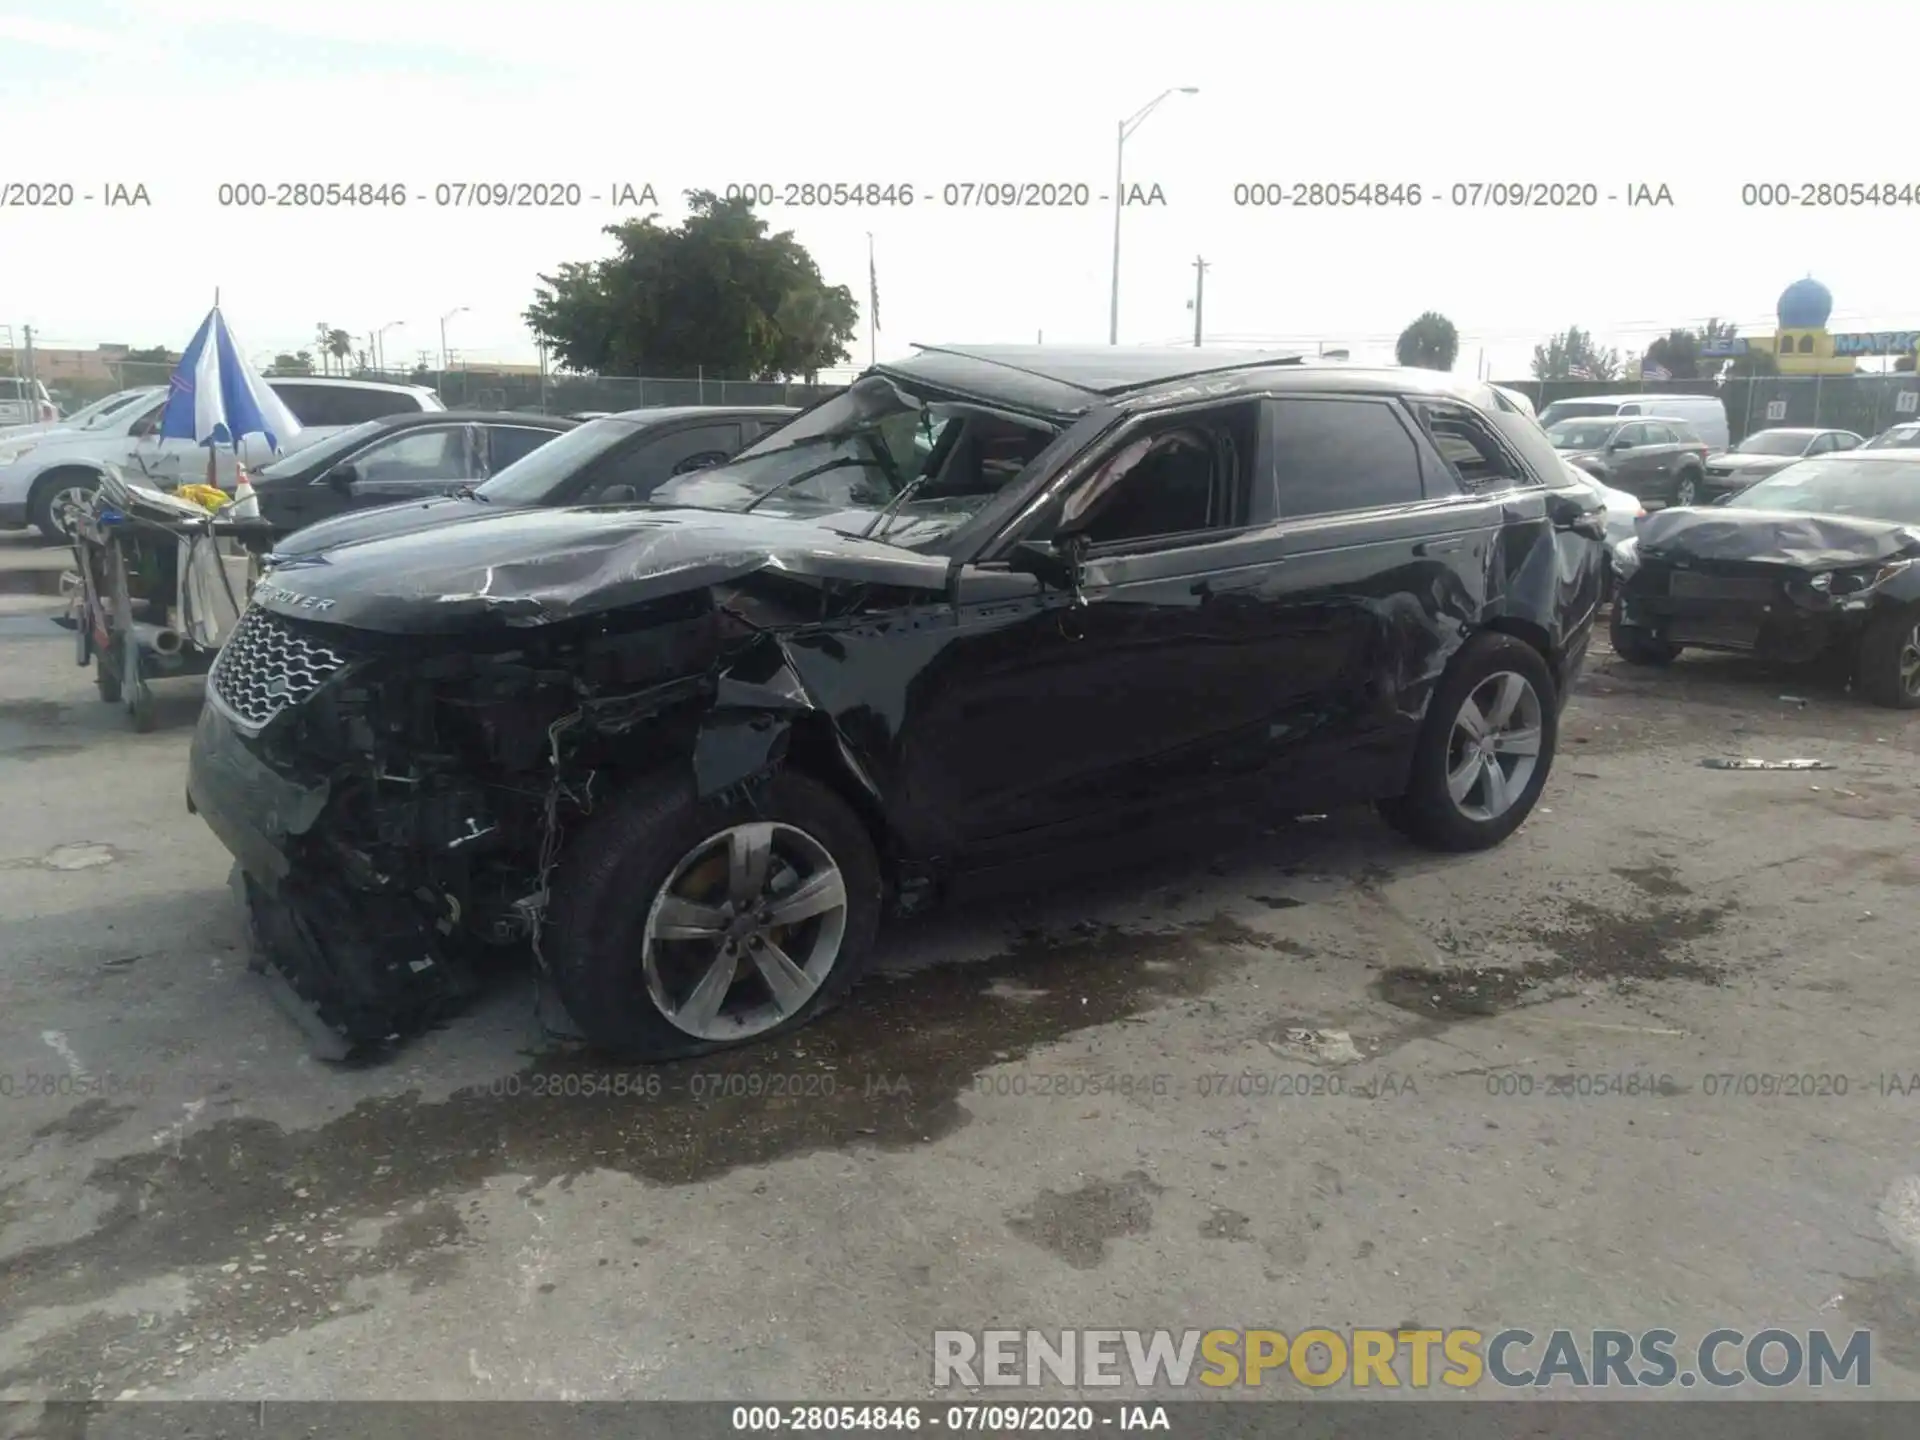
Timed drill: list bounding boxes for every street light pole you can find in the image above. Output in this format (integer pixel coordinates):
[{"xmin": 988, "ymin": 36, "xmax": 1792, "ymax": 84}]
[
  {"xmin": 376, "ymin": 321, "xmax": 403, "ymax": 374},
  {"xmin": 440, "ymin": 306, "xmax": 468, "ymax": 373},
  {"xmin": 1108, "ymin": 85, "xmax": 1198, "ymax": 345},
  {"xmin": 1191, "ymin": 256, "xmax": 1208, "ymax": 346}
]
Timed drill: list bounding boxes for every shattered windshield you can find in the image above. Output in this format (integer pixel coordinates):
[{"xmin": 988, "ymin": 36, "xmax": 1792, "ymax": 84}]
[
  {"xmin": 1726, "ymin": 458, "xmax": 1920, "ymax": 525},
  {"xmin": 648, "ymin": 373, "xmax": 1058, "ymax": 547}
]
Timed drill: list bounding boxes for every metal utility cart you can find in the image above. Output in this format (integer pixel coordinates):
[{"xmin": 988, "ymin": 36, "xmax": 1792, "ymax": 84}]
[{"xmin": 67, "ymin": 467, "xmax": 274, "ymax": 730}]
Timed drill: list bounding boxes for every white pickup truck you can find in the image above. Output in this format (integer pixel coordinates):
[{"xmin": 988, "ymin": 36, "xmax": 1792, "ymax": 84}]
[
  {"xmin": 0, "ymin": 376, "xmax": 57, "ymax": 428},
  {"xmin": 0, "ymin": 377, "xmax": 444, "ymax": 540}
]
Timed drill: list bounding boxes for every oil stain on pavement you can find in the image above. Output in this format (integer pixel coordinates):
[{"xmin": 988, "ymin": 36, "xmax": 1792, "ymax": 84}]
[
  {"xmin": 0, "ymin": 913, "xmax": 1281, "ymax": 1395},
  {"xmin": 1006, "ymin": 1170, "xmax": 1162, "ymax": 1270},
  {"xmin": 1371, "ymin": 884, "xmax": 1728, "ymax": 1021}
]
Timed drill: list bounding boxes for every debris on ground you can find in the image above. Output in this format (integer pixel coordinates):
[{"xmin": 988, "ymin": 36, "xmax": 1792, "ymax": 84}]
[{"xmin": 1700, "ymin": 757, "xmax": 1835, "ymax": 771}]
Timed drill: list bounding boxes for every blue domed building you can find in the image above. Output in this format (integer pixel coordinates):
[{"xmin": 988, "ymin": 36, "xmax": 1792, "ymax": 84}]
[
  {"xmin": 1776, "ymin": 276, "xmax": 1833, "ymax": 330},
  {"xmin": 1758, "ymin": 276, "xmax": 1856, "ymax": 374}
]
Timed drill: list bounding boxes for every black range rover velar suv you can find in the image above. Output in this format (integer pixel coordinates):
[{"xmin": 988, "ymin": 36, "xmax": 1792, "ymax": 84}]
[{"xmin": 186, "ymin": 346, "xmax": 1607, "ymax": 1058}]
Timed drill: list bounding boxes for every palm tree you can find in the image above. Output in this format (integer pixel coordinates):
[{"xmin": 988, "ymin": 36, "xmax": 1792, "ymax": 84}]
[
  {"xmin": 1395, "ymin": 312, "xmax": 1460, "ymax": 371},
  {"xmin": 325, "ymin": 329, "xmax": 353, "ymax": 375}
]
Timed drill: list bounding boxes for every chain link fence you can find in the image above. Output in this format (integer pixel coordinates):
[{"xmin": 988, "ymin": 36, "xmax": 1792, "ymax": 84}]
[
  {"xmin": 1494, "ymin": 374, "xmax": 1920, "ymax": 444},
  {"xmin": 53, "ymin": 362, "xmax": 852, "ymax": 417}
]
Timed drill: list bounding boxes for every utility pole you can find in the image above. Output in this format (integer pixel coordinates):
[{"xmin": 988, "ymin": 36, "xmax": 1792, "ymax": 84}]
[
  {"xmin": 1191, "ymin": 256, "xmax": 1208, "ymax": 346},
  {"xmin": 21, "ymin": 325, "xmax": 35, "ymax": 389}
]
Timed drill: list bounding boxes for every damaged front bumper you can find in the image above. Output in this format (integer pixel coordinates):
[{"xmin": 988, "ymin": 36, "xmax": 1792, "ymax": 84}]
[
  {"xmin": 188, "ymin": 700, "xmax": 483, "ymax": 1050},
  {"xmin": 1614, "ymin": 558, "xmax": 1903, "ymax": 660}
]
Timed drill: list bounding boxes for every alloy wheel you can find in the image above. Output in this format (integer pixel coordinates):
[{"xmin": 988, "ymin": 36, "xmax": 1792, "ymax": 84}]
[
  {"xmin": 46, "ymin": 482, "xmax": 94, "ymax": 539},
  {"xmin": 1445, "ymin": 671, "xmax": 1544, "ymax": 823},
  {"xmin": 1675, "ymin": 476, "xmax": 1697, "ymax": 506},
  {"xmin": 1900, "ymin": 623, "xmax": 1920, "ymax": 700},
  {"xmin": 640, "ymin": 821, "xmax": 850, "ymax": 1041}
]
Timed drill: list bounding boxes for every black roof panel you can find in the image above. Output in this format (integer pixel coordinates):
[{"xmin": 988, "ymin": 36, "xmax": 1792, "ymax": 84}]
[{"xmin": 874, "ymin": 346, "xmax": 1519, "ymax": 419}]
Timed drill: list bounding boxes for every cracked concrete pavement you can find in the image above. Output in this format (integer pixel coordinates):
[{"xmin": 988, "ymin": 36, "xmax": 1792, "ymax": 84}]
[{"xmin": 1, "ymin": 529, "xmax": 1918, "ymax": 1401}]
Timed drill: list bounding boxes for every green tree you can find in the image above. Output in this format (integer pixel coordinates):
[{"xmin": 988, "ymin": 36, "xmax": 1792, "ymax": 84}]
[
  {"xmin": 525, "ymin": 190, "xmax": 857, "ymax": 379},
  {"xmin": 1531, "ymin": 326, "xmax": 1620, "ymax": 381},
  {"xmin": 123, "ymin": 346, "xmax": 178, "ymax": 365},
  {"xmin": 1394, "ymin": 311, "xmax": 1459, "ymax": 371},
  {"xmin": 1643, "ymin": 317, "xmax": 1740, "ymax": 380},
  {"xmin": 1894, "ymin": 353, "xmax": 1915, "ymax": 374},
  {"xmin": 325, "ymin": 329, "xmax": 354, "ymax": 374},
  {"xmin": 270, "ymin": 351, "xmax": 315, "ymax": 374}
]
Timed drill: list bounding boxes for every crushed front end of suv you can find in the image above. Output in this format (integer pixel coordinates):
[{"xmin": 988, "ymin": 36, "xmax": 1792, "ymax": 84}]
[
  {"xmin": 186, "ymin": 347, "xmax": 1608, "ymax": 1059},
  {"xmin": 1609, "ymin": 452, "xmax": 1920, "ymax": 708}
]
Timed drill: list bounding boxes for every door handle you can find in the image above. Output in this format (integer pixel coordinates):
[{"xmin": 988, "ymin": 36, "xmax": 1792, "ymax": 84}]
[{"xmin": 1414, "ymin": 539, "xmax": 1464, "ymax": 556}]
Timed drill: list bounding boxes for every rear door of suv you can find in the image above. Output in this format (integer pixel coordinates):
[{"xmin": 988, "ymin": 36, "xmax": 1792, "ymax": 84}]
[{"xmin": 1263, "ymin": 393, "xmax": 1514, "ymax": 804}]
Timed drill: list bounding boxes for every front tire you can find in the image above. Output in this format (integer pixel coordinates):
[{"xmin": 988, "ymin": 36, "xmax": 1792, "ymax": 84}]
[
  {"xmin": 28, "ymin": 469, "xmax": 101, "ymax": 542},
  {"xmin": 1857, "ymin": 606, "xmax": 1920, "ymax": 710},
  {"xmin": 547, "ymin": 769, "xmax": 883, "ymax": 1058},
  {"xmin": 1378, "ymin": 632, "xmax": 1558, "ymax": 852},
  {"xmin": 1608, "ymin": 606, "xmax": 1681, "ymax": 666}
]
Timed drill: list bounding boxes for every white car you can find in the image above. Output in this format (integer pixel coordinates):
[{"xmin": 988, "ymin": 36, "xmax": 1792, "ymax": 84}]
[
  {"xmin": 0, "ymin": 385, "xmax": 156, "ymax": 440},
  {"xmin": 1562, "ymin": 459, "xmax": 1643, "ymax": 597},
  {"xmin": 0, "ymin": 377, "xmax": 444, "ymax": 540}
]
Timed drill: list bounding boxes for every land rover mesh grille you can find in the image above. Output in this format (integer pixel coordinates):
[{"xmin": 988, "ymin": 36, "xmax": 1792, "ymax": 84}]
[{"xmin": 209, "ymin": 605, "xmax": 353, "ymax": 729}]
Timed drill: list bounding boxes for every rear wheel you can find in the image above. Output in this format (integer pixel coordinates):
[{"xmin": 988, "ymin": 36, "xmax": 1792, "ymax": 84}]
[
  {"xmin": 547, "ymin": 769, "xmax": 883, "ymax": 1058},
  {"xmin": 1857, "ymin": 606, "xmax": 1920, "ymax": 710},
  {"xmin": 1672, "ymin": 470, "xmax": 1699, "ymax": 507},
  {"xmin": 1608, "ymin": 606, "xmax": 1681, "ymax": 666},
  {"xmin": 1378, "ymin": 632, "xmax": 1558, "ymax": 852}
]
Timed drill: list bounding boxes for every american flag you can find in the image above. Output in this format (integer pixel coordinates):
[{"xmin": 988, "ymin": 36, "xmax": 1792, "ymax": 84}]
[
  {"xmin": 1569, "ymin": 363, "xmax": 1594, "ymax": 380},
  {"xmin": 1642, "ymin": 359, "xmax": 1671, "ymax": 381}
]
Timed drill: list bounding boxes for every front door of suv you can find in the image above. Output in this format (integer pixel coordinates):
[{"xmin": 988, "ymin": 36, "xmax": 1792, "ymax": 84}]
[{"xmin": 900, "ymin": 400, "xmax": 1298, "ymax": 857}]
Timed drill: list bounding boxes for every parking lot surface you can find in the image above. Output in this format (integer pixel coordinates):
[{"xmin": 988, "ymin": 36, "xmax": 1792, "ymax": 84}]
[{"xmin": 2, "ymin": 530, "xmax": 1918, "ymax": 1401}]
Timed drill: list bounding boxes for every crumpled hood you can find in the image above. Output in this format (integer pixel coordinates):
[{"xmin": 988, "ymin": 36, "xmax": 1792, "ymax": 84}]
[
  {"xmin": 253, "ymin": 504, "xmax": 954, "ymax": 634},
  {"xmin": 270, "ymin": 494, "xmax": 502, "ymax": 560},
  {"xmin": 1637, "ymin": 506, "xmax": 1920, "ymax": 569}
]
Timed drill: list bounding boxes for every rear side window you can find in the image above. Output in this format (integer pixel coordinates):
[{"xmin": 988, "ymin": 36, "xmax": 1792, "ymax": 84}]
[
  {"xmin": 1413, "ymin": 402, "xmax": 1531, "ymax": 489},
  {"xmin": 1266, "ymin": 398, "xmax": 1423, "ymax": 518}
]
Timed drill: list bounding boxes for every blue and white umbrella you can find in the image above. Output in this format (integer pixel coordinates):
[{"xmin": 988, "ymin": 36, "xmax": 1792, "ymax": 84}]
[{"xmin": 158, "ymin": 303, "xmax": 301, "ymax": 457}]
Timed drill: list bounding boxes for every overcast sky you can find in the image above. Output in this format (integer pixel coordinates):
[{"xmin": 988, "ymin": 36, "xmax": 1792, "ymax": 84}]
[{"xmin": 4, "ymin": 0, "xmax": 1915, "ymax": 382}]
